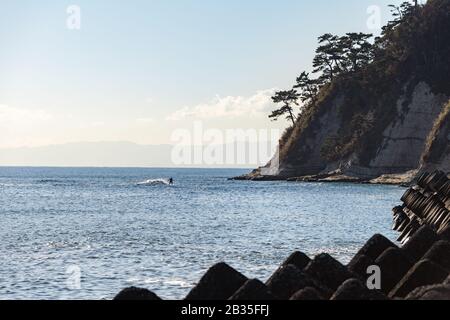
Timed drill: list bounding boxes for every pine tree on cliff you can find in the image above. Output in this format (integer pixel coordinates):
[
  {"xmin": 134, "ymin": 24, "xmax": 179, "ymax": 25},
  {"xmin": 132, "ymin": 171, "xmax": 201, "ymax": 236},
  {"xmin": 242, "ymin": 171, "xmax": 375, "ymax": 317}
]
[
  {"xmin": 269, "ymin": 90, "xmax": 299, "ymax": 127},
  {"xmin": 339, "ymin": 33, "xmax": 373, "ymax": 72},
  {"xmin": 385, "ymin": 1, "xmax": 417, "ymax": 32},
  {"xmin": 312, "ymin": 32, "xmax": 373, "ymax": 81},
  {"xmin": 294, "ymin": 72, "xmax": 320, "ymax": 106},
  {"xmin": 312, "ymin": 34, "xmax": 342, "ymax": 82},
  {"xmin": 376, "ymin": 1, "xmax": 422, "ymax": 63}
]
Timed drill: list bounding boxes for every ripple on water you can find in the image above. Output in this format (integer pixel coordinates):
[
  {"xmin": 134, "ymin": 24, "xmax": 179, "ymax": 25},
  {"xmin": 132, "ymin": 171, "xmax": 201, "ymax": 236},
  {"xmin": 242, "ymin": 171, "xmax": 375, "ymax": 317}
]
[{"xmin": 0, "ymin": 168, "xmax": 404, "ymax": 299}]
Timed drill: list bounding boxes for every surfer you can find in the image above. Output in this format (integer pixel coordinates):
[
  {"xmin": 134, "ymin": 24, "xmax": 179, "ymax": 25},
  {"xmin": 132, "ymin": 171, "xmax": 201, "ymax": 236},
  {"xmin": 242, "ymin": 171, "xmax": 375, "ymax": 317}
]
[{"xmin": 169, "ymin": 178, "xmax": 174, "ymax": 185}]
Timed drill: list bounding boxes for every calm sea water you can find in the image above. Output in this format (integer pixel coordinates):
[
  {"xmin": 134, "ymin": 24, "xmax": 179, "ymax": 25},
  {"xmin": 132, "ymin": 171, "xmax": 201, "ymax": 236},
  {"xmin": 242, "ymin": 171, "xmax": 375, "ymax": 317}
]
[{"xmin": 0, "ymin": 167, "xmax": 404, "ymax": 300}]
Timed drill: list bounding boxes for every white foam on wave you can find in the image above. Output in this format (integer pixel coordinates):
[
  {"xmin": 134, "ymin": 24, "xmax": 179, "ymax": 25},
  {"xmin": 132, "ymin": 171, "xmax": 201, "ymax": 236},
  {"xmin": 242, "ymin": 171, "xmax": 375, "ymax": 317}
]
[
  {"xmin": 137, "ymin": 178, "xmax": 171, "ymax": 186},
  {"xmin": 164, "ymin": 278, "xmax": 191, "ymax": 288},
  {"xmin": 127, "ymin": 277, "xmax": 191, "ymax": 288},
  {"xmin": 0, "ymin": 183, "xmax": 15, "ymax": 187}
]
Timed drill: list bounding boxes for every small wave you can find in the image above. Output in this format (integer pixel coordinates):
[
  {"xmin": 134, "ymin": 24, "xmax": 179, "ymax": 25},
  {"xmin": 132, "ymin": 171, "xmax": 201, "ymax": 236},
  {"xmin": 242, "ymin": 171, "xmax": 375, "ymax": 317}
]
[
  {"xmin": 36, "ymin": 179, "xmax": 78, "ymax": 186},
  {"xmin": 38, "ymin": 179, "xmax": 61, "ymax": 183},
  {"xmin": 0, "ymin": 183, "xmax": 15, "ymax": 187},
  {"xmin": 127, "ymin": 277, "xmax": 191, "ymax": 288},
  {"xmin": 164, "ymin": 279, "xmax": 191, "ymax": 288},
  {"xmin": 137, "ymin": 178, "xmax": 171, "ymax": 186}
]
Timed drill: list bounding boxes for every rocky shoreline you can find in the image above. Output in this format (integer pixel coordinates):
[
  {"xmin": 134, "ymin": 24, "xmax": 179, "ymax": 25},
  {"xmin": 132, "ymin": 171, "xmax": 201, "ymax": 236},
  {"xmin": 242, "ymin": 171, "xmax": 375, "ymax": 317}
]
[
  {"xmin": 115, "ymin": 171, "xmax": 450, "ymax": 301},
  {"xmin": 231, "ymin": 170, "xmax": 420, "ymax": 186}
]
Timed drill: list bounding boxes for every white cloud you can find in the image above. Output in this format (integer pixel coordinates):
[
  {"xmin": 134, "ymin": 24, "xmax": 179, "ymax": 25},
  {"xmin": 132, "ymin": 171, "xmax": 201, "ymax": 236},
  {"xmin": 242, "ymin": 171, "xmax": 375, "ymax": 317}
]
[
  {"xmin": 167, "ymin": 88, "xmax": 277, "ymax": 121},
  {"xmin": 0, "ymin": 104, "xmax": 55, "ymax": 148},
  {"xmin": 136, "ymin": 117, "xmax": 155, "ymax": 124},
  {"xmin": 89, "ymin": 121, "xmax": 106, "ymax": 127},
  {"xmin": 0, "ymin": 104, "xmax": 53, "ymax": 124}
]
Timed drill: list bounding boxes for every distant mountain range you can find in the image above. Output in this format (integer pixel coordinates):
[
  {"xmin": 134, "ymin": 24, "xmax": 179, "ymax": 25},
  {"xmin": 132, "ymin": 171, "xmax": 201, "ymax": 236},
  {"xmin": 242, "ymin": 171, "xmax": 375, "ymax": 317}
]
[{"xmin": 0, "ymin": 141, "xmax": 262, "ymax": 168}]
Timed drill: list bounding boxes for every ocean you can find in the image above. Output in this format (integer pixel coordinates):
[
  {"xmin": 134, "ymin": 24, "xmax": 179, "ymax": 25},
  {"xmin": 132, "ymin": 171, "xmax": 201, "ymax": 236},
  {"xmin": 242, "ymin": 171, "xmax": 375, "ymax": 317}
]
[{"xmin": 0, "ymin": 167, "xmax": 405, "ymax": 299}]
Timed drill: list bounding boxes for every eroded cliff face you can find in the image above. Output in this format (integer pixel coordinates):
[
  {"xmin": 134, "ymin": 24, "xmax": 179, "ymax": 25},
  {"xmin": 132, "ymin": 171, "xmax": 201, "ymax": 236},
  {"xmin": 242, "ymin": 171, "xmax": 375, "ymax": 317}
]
[
  {"xmin": 420, "ymin": 101, "xmax": 450, "ymax": 173},
  {"xmin": 339, "ymin": 82, "xmax": 449, "ymax": 179},
  {"xmin": 253, "ymin": 82, "xmax": 449, "ymax": 183},
  {"xmin": 276, "ymin": 95, "xmax": 345, "ymax": 178},
  {"xmin": 366, "ymin": 82, "xmax": 446, "ymax": 175}
]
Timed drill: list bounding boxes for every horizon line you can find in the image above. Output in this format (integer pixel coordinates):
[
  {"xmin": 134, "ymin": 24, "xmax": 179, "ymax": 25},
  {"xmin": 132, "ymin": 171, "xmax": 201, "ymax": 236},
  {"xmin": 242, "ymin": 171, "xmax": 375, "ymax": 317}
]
[{"xmin": 0, "ymin": 165, "xmax": 255, "ymax": 170}]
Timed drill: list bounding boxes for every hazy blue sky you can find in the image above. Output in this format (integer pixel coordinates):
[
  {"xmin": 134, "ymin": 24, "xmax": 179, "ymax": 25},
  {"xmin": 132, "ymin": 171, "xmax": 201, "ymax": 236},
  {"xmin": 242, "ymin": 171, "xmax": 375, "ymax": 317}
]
[{"xmin": 0, "ymin": 0, "xmax": 404, "ymax": 149}]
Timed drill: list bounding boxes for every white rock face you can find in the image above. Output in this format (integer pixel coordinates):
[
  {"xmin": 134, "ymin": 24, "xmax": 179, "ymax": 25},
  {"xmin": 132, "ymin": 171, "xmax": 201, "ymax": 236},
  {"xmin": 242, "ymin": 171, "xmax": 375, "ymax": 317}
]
[
  {"xmin": 260, "ymin": 81, "xmax": 449, "ymax": 180},
  {"xmin": 260, "ymin": 147, "xmax": 280, "ymax": 176},
  {"xmin": 368, "ymin": 82, "xmax": 448, "ymax": 175}
]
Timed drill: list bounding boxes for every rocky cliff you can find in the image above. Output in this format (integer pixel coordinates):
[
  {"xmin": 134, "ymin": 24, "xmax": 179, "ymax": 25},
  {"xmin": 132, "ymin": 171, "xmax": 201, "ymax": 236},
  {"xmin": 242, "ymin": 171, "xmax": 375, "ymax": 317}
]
[{"xmin": 241, "ymin": 0, "xmax": 450, "ymax": 184}]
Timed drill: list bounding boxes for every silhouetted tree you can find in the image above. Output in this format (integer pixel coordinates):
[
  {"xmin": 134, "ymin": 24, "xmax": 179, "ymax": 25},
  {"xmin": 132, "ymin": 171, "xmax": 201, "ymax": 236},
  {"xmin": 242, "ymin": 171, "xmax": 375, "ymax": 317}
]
[
  {"xmin": 313, "ymin": 34, "xmax": 342, "ymax": 82},
  {"xmin": 385, "ymin": 1, "xmax": 416, "ymax": 32},
  {"xmin": 294, "ymin": 72, "xmax": 320, "ymax": 106},
  {"xmin": 268, "ymin": 0, "xmax": 434, "ymax": 129},
  {"xmin": 339, "ymin": 33, "xmax": 373, "ymax": 72},
  {"xmin": 375, "ymin": 1, "xmax": 422, "ymax": 62},
  {"xmin": 269, "ymin": 90, "xmax": 300, "ymax": 126}
]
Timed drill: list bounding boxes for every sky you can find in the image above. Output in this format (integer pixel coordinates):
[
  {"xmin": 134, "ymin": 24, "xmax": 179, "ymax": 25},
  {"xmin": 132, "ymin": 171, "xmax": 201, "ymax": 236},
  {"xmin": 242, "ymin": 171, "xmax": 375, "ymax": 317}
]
[{"xmin": 0, "ymin": 0, "xmax": 405, "ymax": 151}]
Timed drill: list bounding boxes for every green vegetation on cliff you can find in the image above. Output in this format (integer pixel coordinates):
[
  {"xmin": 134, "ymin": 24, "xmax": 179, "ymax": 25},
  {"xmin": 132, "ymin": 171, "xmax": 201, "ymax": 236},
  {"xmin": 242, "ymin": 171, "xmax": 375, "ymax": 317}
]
[
  {"xmin": 268, "ymin": 0, "xmax": 450, "ymax": 176},
  {"xmin": 423, "ymin": 100, "xmax": 450, "ymax": 165}
]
